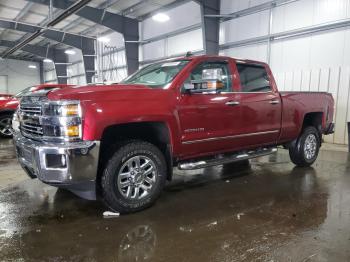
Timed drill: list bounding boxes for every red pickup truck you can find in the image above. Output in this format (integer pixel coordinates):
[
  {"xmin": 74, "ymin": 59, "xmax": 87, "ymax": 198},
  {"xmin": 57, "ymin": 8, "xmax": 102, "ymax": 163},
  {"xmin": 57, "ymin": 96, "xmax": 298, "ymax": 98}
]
[
  {"xmin": 0, "ymin": 84, "xmax": 73, "ymax": 138},
  {"xmin": 13, "ymin": 55, "xmax": 334, "ymax": 213}
]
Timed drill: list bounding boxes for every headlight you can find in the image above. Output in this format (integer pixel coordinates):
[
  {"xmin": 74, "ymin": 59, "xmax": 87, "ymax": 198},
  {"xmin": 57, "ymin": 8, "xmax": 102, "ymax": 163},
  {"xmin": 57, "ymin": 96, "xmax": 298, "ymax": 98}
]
[
  {"xmin": 45, "ymin": 101, "xmax": 81, "ymax": 117},
  {"xmin": 43, "ymin": 100, "xmax": 82, "ymax": 140},
  {"xmin": 12, "ymin": 110, "xmax": 20, "ymax": 132}
]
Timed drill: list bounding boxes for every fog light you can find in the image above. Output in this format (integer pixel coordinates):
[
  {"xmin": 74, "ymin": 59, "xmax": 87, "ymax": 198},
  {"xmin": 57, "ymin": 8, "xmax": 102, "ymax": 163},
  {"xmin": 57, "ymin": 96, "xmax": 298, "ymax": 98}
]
[
  {"xmin": 46, "ymin": 154, "xmax": 67, "ymax": 168},
  {"xmin": 65, "ymin": 125, "xmax": 80, "ymax": 137}
]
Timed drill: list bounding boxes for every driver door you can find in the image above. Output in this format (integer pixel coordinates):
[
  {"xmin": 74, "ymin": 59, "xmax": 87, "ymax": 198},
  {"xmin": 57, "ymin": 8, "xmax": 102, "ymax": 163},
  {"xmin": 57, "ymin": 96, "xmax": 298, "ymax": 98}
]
[{"xmin": 176, "ymin": 60, "xmax": 242, "ymax": 158}]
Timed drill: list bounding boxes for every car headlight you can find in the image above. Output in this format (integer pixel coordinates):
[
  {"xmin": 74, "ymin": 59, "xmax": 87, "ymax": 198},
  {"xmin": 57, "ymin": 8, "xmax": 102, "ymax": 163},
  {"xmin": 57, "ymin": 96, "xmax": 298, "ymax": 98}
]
[
  {"xmin": 43, "ymin": 100, "xmax": 82, "ymax": 140},
  {"xmin": 46, "ymin": 101, "xmax": 81, "ymax": 117},
  {"xmin": 12, "ymin": 110, "xmax": 20, "ymax": 132}
]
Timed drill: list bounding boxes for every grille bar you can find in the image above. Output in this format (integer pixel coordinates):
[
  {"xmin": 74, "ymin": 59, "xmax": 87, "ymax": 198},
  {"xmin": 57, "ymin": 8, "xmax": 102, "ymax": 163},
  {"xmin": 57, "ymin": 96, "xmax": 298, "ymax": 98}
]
[
  {"xmin": 20, "ymin": 102, "xmax": 43, "ymax": 137},
  {"xmin": 20, "ymin": 105, "xmax": 42, "ymax": 115},
  {"xmin": 21, "ymin": 124, "xmax": 43, "ymax": 135}
]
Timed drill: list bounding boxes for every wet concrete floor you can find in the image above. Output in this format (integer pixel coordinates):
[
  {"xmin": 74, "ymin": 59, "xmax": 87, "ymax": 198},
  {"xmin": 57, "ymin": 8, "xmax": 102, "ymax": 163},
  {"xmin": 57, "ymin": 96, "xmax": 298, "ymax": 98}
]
[{"xmin": 0, "ymin": 140, "xmax": 350, "ymax": 261}]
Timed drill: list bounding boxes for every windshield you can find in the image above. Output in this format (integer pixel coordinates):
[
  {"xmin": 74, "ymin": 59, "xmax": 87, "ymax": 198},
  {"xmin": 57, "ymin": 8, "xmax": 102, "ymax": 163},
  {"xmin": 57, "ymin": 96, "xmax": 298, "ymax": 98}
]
[
  {"xmin": 14, "ymin": 86, "xmax": 37, "ymax": 98},
  {"xmin": 122, "ymin": 60, "xmax": 190, "ymax": 88}
]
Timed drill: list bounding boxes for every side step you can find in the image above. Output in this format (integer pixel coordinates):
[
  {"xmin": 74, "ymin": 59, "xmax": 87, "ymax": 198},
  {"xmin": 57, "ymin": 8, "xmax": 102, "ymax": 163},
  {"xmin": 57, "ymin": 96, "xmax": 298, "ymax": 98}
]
[{"xmin": 178, "ymin": 147, "xmax": 277, "ymax": 170}]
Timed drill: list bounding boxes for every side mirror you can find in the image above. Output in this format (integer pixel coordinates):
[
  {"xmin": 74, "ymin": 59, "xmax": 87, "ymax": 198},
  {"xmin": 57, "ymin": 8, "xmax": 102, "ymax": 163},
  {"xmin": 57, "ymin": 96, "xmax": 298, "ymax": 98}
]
[
  {"xmin": 183, "ymin": 68, "xmax": 225, "ymax": 94},
  {"xmin": 184, "ymin": 79, "xmax": 224, "ymax": 94}
]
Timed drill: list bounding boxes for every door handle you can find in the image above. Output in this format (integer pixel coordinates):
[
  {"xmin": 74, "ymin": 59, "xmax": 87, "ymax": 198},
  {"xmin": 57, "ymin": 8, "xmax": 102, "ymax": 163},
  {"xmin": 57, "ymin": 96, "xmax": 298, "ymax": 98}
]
[
  {"xmin": 269, "ymin": 100, "xmax": 280, "ymax": 105},
  {"xmin": 225, "ymin": 101, "xmax": 240, "ymax": 106}
]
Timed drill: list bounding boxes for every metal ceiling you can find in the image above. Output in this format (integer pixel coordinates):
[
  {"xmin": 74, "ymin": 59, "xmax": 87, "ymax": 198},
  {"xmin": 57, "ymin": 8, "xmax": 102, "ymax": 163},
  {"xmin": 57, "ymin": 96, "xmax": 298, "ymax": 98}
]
[{"xmin": 0, "ymin": 0, "xmax": 179, "ymax": 60}]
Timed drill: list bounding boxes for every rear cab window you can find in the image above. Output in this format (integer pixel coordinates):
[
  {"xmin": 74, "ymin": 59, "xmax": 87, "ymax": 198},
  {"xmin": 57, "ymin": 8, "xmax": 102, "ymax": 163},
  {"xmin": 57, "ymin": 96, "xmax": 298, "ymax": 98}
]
[{"xmin": 236, "ymin": 63, "xmax": 271, "ymax": 93}]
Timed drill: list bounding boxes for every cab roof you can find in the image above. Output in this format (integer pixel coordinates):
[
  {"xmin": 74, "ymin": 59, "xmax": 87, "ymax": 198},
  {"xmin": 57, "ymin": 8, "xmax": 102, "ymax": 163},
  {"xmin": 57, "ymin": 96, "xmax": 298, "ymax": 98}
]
[{"xmin": 173, "ymin": 54, "xmax": 268, "ymax": 66}]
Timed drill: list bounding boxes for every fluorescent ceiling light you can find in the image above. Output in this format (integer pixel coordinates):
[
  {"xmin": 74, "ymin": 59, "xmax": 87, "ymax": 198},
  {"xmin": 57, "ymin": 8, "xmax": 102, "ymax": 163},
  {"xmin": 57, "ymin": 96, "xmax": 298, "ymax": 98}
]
[
  {"xmin": 152, "ymin": 13, "xmax": 170, "ymax": 22},
  {"xmin": 28, "ymin": 64, "xmax": 37, "ymax": 69},
  {"xmin": 65, "ymin": 49, "xmax": 76, "ymax": 55},
  {"xmin": 43, "ymin": 58, "xmax": 53, "ymax": 63},
  {"xmin": 97, "ymin": 36, "xmax": 110, "ymax": 43}
]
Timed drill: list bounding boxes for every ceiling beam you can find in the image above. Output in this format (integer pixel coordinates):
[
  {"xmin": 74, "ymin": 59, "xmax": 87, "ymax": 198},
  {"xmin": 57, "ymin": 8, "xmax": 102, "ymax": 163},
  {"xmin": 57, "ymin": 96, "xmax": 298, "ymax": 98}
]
[
  {"xmin": 0, "ymin": 19, "xmax": 95, "ymax": 83},
  {"xmin": 0, "ymin": 40, "xmax": 64, "ymax": 59},
  {"xmin": 26, "ymin": 0, "xmax": 140, "ymax": 75},
  {"xmin": 1, "ymin": 0, "xmax": 92, "ymax": 58}
]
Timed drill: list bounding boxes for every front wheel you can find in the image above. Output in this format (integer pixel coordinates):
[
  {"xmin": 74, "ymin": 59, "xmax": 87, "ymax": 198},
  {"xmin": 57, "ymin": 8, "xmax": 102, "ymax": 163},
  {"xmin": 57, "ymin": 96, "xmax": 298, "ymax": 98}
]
[
  {"xmin": 289, "ymin": 126, "xmax": 320, "ymax": 167},
  {"xmin": 101, "ymin": 141, "xmax": 167, "ymax": 214},
  {"xmin": 0, "ymin": 114, "xmax": 14, "ymax": 138}
]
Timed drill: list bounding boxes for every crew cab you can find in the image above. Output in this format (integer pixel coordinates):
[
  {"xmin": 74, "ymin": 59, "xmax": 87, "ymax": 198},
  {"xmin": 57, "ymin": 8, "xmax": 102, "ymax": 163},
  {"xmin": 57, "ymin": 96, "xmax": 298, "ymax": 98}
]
[
  {"xmin": 12, "ymin": 55, "xmax": 334, "ymax": 213},
  {"xmin": 0, "ymin": 84, "xmax": 73, "ymax": 138}
]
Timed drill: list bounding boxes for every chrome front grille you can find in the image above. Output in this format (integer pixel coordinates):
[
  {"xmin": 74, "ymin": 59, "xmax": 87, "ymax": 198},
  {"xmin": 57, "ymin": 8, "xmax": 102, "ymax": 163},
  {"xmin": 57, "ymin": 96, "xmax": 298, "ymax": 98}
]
[
  {"xmin": 19, "ymin": 96, "xmax": 44, "ymax": 139},
  {"xmin": 21, "ymin": 122, "xmax": 43, "ymax": 136},
  {"xmin": 20, "ymin": 105, "xmax": 42, "ymax": 116}
]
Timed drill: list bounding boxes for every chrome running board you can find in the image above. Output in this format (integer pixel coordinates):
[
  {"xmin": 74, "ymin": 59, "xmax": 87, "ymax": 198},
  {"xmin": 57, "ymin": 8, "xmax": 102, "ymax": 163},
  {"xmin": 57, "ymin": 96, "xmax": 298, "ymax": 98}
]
[{"xmin": 178, "ymin": 147, "xmax": 277, "ymax": 170}]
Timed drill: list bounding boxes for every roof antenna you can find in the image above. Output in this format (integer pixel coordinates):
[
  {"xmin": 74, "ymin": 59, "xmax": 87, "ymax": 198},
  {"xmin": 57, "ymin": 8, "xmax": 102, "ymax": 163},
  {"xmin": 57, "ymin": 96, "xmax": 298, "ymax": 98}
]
[{"xmin": 185, "ymin": 51, "xmax": 193, "ymax": 57}]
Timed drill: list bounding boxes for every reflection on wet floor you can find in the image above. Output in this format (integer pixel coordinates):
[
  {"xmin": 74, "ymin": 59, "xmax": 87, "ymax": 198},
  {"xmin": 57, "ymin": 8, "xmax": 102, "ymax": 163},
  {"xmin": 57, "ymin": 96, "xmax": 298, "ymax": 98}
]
[{"xmin": 0, "ymin": 147, "xmax": 350, "ymax": 261}]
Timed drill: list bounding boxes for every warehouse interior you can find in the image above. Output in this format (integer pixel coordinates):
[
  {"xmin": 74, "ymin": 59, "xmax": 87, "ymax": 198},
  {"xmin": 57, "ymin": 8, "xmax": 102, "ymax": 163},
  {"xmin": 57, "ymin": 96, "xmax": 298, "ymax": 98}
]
[{"xmin": 1, "ymin": 0, "xmax": 350, "ymax": 261}]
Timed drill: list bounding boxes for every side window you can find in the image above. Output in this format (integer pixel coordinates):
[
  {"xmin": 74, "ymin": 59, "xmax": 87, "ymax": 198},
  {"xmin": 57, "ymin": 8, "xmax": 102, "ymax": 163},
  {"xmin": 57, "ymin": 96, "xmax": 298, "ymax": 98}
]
[
  {"xmin": 184, "ymin": 61, "xmax": 232, "ymax": 92},
  {"xmin": 236, "ymin": 63, "xmax": 271, "ymax": 92}
]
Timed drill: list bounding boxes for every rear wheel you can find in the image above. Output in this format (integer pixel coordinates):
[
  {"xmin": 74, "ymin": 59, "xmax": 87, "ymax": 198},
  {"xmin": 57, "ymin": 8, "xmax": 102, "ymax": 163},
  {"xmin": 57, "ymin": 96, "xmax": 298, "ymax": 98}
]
[
  {"xmin": 101, "ymin": 141, "xmax": 167, "ymax": 214},
  {"xmin": 289, "ymin": 126, "xmax": 320, "ymax": 167},
  {"xmin": 0, "ymin": 114, "xmax": 13, "ymax": 138}
]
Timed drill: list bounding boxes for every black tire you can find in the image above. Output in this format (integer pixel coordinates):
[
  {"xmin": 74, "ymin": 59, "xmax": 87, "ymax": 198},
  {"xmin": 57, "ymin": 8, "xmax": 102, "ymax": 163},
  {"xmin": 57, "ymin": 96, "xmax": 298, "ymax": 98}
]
[
  {"xmin": 101, "ymin": 140, "xmax": 167, "ymax": 214},
  {"xmin": 0, "ymin": 114, "xmax": 14, "ymax": 138},
  {"xmin": 289, "ymin": 126, "xmax": 320, "ymax": 167}
]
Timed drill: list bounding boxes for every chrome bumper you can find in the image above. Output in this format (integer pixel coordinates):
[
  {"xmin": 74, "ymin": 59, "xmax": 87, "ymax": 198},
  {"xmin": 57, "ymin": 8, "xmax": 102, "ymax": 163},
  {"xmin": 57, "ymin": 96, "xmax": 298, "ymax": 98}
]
[{"xmin": 13, "ymin": 131, "xmax": 100, "ymax": 200}]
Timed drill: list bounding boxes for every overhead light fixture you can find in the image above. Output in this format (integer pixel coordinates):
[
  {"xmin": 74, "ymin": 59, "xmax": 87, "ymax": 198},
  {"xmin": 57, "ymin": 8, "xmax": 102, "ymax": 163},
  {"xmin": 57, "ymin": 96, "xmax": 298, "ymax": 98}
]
[
  {"xmin": 97, "ymin": 36, "xmax": 110, "ymax": 43},
  {"xmin": 43, "ymin": 58, "xmax": 53, "ymax": 63},
  {"xmin": 152, "ymin": 13, "xmax": 170, "ymax": 22},
  {"xmin": 28, "ymin": 64, "xmax": 37, "ymax": 69},
  {"xmin": 65, "ymin": 49, "xmax": 76, "ymax": 55}
]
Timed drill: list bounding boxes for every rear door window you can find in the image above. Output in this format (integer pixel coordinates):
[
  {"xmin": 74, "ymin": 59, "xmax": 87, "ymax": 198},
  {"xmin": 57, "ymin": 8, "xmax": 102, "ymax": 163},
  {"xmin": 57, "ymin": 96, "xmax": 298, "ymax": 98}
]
[{"xmin": 236, "ymin": 63, "xmax": 271, "ymax": 92}]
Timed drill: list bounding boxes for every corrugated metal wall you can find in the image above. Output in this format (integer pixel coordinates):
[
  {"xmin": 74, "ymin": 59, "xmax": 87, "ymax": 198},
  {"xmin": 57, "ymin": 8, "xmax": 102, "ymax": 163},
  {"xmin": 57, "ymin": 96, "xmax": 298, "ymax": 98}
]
[{"xmin": 140, "ymin": 1, "xmax": 203, "ymax": 62}]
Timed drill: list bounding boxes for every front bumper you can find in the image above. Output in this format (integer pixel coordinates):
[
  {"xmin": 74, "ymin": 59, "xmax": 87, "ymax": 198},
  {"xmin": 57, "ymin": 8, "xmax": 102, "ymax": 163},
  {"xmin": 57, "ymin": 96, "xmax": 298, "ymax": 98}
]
[{"xmin": 13, "ymin": 131, "xmax": 100, "ymax": 200}]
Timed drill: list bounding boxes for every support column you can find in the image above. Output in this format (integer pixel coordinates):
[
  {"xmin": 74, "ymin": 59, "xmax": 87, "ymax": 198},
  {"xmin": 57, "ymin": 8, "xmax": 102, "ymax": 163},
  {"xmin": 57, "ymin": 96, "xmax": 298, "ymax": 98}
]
[
  {"xmin": 52, "ymin": 50, "xmax": 68, "ymax": 84},
  {"xmin": 39, "ymin": 61, "xmax": 44, "ymax": 83},
  {"xmin": 125, "ymin": 34, "xmax": 139, "ymax": 75},
  {"xmin": 200, "ymin": 0, "xmax": 220, "ymax": 55},
  {"xmin": 81, "ymin": 38, "xmax": 96, "ymax": 83}
]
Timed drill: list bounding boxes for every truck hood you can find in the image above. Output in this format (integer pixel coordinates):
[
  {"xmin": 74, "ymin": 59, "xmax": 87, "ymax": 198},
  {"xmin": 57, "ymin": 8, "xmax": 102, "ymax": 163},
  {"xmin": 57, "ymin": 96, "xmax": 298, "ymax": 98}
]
[{"xmin": 47, "ymin": 84, "xmax": 157, "ymax": 101}]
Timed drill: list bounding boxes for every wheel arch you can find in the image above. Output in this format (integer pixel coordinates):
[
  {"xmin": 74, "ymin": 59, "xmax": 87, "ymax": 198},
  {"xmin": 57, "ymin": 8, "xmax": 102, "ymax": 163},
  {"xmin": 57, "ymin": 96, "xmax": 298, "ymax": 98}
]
[
  {"xmin": 96, "ymin": 121, "xmax": 173, "ymax": 192},
  {"xmin": 0, "ymin": 109, "xmax": 15, "ymax": 116},
  {"xmin": 302, "ymin": 112, "xmax": 323, "ymax": 138}
]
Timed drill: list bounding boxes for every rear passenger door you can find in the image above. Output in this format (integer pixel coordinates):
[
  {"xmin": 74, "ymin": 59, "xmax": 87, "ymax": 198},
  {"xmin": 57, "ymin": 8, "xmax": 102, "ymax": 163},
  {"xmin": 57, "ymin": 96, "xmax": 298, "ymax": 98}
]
[{"xmin": 235, "ymin": 62, "xmax": 282, "ymax": 146}]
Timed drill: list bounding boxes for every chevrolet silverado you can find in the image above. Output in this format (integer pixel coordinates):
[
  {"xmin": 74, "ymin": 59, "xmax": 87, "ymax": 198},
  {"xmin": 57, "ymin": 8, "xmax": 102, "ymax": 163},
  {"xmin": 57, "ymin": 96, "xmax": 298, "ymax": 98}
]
[{"xmin": 12, "ymin": 55, "xmax": 334, "ymax": 213}]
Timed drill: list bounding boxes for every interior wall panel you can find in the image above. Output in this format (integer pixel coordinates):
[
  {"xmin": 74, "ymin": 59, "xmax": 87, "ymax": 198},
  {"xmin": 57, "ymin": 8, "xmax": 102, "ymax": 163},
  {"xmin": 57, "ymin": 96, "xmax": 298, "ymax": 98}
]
[
  {"xmin": 167, "ymin": 29, "xmax": 203, "ymax": 56},
  {"xmin": 272, "ymin": 0, "xmax": 350, "ymax": 34},
  {"xmin": 222, "ymin": 43, "xmax": 268, "ymax": 62},
  {"xmin": 334, "ymin": 67, "xmax": 350, "ymax": 144},
  {"xmin": 142, "ymin": 1, "xmax": 201, "ymax": 40},
  {"xmin": 220, "ymin": 11, "xmax": 270, "ymax": 44},
  {"xmin": 0, "ymin": 59, "xmax": 40, "ymax": 94},
  {"xmin": 220, "ymin": 0, "xmax": 271, "ymax": 13},
  {"xmin": 142, "ymin": 39, "xmax": 166, "ymax": 61}
]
